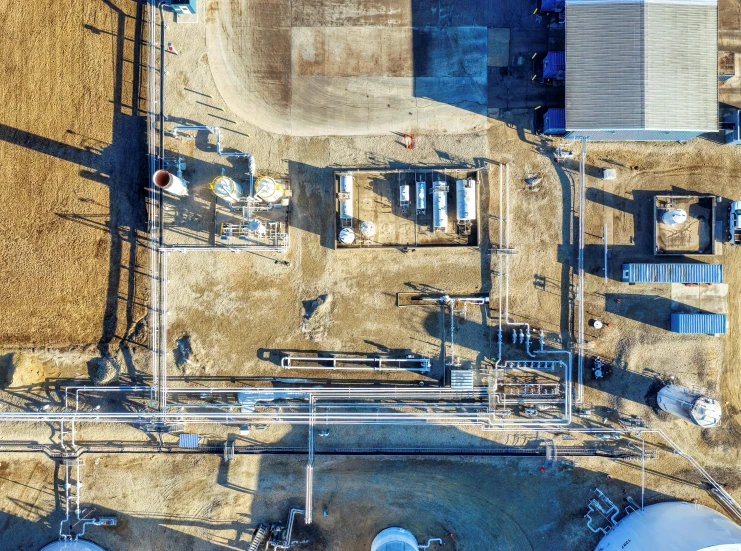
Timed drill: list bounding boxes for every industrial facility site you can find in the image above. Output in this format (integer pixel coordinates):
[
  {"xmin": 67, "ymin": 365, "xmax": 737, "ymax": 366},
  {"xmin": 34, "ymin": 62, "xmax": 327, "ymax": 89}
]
[{"xmin": 3, "ymin": 0, "xmax": 741, "ymax": 549}]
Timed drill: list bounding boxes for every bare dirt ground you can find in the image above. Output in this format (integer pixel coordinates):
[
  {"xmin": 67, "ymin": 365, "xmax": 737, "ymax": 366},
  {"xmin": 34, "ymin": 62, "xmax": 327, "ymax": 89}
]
[
  {"xmin": 1, "ymin": 0, "xmax": 741, "ymax": 549},
  {"xmin": 0, "ymin": 0, "xmax": 149, "ymax": 360},
  {"xmin": 0, "ymin": 450, "xmax": 725, "ymax": 551}
]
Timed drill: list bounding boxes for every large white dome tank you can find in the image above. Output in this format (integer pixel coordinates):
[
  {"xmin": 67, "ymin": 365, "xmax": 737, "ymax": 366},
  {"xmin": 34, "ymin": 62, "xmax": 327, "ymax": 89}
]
[
  {"xmin": 594, "ymin": 502, "xmax": 741, "ymax": 551},
  {"xmin": 40, "ymin": 541, "xmax": 106, "ymax": 551},
  {"xmin": 371, "ymin": 527, "xmax": 419, "ymax": 551}
]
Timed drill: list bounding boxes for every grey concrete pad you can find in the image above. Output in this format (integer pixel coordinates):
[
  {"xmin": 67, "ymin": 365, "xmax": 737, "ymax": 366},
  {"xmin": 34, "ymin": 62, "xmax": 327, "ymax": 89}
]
[
  {"xmin": 670, "ymin": 284, "xmax": 728, "ymax": 314},
  {"xmin": 488, "ymin": 28, "xmax": 510, "ymax": 67},
  {"xmin": 207, "ymin": 2, "xmax": 488, "ymax": 136}
]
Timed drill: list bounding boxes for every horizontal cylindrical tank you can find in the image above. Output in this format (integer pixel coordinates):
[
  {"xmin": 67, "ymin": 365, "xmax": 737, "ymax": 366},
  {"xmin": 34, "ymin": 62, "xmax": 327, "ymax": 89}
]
[
  {"xmin": 416, "ymin": 181, "xmax": 426, "ymax": 212},
  {"xmin": 40, "ymin": 541, "xmax": 107, "ymax": 551},
  {"xmin": 338, "ymin": 227, "xmax": 355, "ymax": 245},
  {"xmin": 210, "ymin": 176, "xmax": 243, "ymax": 203},
  {"xmin": 339, "ymin": 175, "xmax": 354, "ymax": 220},
  {"xmin": 657, "ymin": 385, "xmax": 721, "ymax": 427},
  {"xmin": 255, "ymin": 177, "xmax": 284, "ymax": 203},
  {"xmin": 432, "ymin": 182, "xmax": 448, "ymax": 231},
  {"xmin": 594, "ymin": 502, "xmax": 741, "ymax": 551},
  {"xmin": 399, "ymin": 184, "xmax": 410, "ymax": 205},
  {"xmin": 371, "ymin": 527, "xmax": 419, "ymax": 551},
  {"xmin": 153, "ymin": 169, "xmax": 188, "ymax": 196},
  {"xmin": 456, "ymin": 178, "xmax": 476, "ymax": 221}
]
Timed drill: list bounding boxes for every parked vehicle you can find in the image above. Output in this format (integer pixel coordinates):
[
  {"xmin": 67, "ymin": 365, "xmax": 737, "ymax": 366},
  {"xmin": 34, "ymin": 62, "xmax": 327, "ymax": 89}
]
[{"xmin": 730, "ymin": 201, "xmax": 741, "ymax": 245}]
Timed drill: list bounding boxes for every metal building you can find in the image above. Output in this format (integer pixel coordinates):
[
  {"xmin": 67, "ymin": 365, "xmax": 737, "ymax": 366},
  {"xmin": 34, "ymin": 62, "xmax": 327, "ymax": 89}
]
[
  {"xmin": 621, "ymin": 263, "xmax": 723, "ymax": 284},
  {"xmin": 670, "ymin": 313, "xmax": 727, "ymax": 335},
  {"xmin": 565, "ymin": 0, "xmax": 718, "ymax": 141},
  {"xmin": 594, "ymin": 502, "xmax": 741, "ymax": 551}
]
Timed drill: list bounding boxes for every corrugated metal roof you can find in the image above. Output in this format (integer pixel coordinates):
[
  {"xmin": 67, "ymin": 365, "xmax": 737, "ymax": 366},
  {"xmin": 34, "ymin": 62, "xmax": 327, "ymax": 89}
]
[
  {"xmin": 179, "ymin": 433, "xmax": 200, "ymax": 448},
  {"xmin": 622, "ymin": 263, "xmax": 723, "ymax": 283},
  {"xmin": 543, "ymin": 51, "xmax": 566, "ymax": 80},
  {"xmin": 564, "ymin": 130, "xmax": 704, "ymax": 141},
  {"xmin": 565, "ymin": 0, "xmax": 718, "ymax": 138},
  {"xmin": 544, "ymin": 108, "xmax": 567, "ymax": 134},
  {"xmin": 670, "ymin": 313, "xmax": 727, "ymax": 334}
]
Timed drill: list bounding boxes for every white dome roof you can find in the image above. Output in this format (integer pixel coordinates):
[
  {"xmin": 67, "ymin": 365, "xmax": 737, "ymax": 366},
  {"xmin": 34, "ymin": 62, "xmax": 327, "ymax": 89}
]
[
  {"xmin": 40, "ymin": 540, "xmax": 106, "ymax": 551},
  {"xmin": 371, "ymin": 527, "xmax": 419, "ymax": 551},
  {"xmin": 595, "ymin": 502, "xmax": 741, "ymax": 551}
]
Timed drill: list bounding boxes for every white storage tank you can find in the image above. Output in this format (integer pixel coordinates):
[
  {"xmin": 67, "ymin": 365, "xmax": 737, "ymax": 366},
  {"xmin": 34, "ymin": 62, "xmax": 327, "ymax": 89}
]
[
  {"xmin": 416, "ymin": 181, "xmax": 426, "ymax": 213},
  {"xmin": 662, "ymin": 208, "xmax": 687, "ymax": 226},
  {"xmin": 339, "ymin": 227, "xmax": 356, "ymax": 245},
  {"xmin": 360, "ymin": 221, "xmax": 377, "ymax": 239},
  {"xmin": 371, "ymin": 527, "xmax": 419, "ymax": 551},
  {"xmin": 153, "ymin": 169, "xmax": 188, "ymax": 196},
  {"xmin": 339, "ymin": 175, "xmax": 354, "ymax": 220},
  {"xmin": 594, "ymin": 502, "xmax": 741, "ymax": 551},
  {"xmin": 432, "ymin": 182, "xmax": 448, "ymax": 232},
  {"xmin": 399, "ymin": 184, "xmax": 410, "ymax": 207},
  {"xmin": 255, "ymin": 177, "xmax": 285, "ymax": 203},
  {"xmin": 40, "ymin": 541, "xmax": 107, "ymax": 551},
  {"xmin": 456, "ymin": 178, "xmax": 476, "ymax": 221},
  {"xmin": 657, "ymin": 384, "xmax": 721, "ymax": 427},
  {"xmin": 210, "ymin": 176, "xmax": 243, "ymax": 203}
]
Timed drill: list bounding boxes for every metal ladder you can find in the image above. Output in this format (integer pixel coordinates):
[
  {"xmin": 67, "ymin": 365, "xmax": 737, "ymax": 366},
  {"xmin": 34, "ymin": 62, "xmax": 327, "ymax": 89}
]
[{"xmin": 248, "ymin": 523, "xmax": 268, "ymax": 551}]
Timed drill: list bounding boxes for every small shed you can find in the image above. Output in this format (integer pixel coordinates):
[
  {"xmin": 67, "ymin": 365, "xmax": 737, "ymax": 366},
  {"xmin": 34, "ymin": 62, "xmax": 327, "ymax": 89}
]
[
  {"xmin": 670, "ymin": 313, "xmax": 727, "ymax": 335},
  {"xmin": 543, "ymin": 51, "xmax": 566, "ymax": 80},
  {"xmin": 543, "ymin": 108, "xmax": 566, "ymax": 135},
  {"xmin": 621, "ymin": 263, "xmax": 723, "ymax": 284}
]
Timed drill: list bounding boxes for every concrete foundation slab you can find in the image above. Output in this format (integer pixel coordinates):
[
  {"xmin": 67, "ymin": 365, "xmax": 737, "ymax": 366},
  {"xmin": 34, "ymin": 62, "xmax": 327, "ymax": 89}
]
[{"xmin": 206, "ymin": 1, "xmax": 488, "ymax": 136}]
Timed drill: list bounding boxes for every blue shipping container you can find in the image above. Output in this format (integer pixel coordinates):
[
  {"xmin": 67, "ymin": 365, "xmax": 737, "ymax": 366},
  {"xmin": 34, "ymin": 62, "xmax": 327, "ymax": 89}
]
[
  {"xmin": 541, "ymin": 0, "xmax": 565, "ymax": 12},
  {"xmin": 622, "ymin": 263, "xmax": 723, "ymax": 284},
  {"xmin": 544, "ymin": 108, "xmax": 566, "ymax": 135},
  {"xmin": 543, "ymin": 51, "xmax": 565, "ymax": 80},
  {"xmin": 670, "ymin": 314, "xmax": 727, "ymax": 335}
]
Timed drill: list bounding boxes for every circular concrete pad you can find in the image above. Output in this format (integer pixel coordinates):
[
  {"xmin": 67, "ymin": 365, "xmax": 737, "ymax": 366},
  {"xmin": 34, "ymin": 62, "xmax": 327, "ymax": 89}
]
[{"xmin": 206, "ymin": 0, "xmax": 488, "ymax": 136}]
